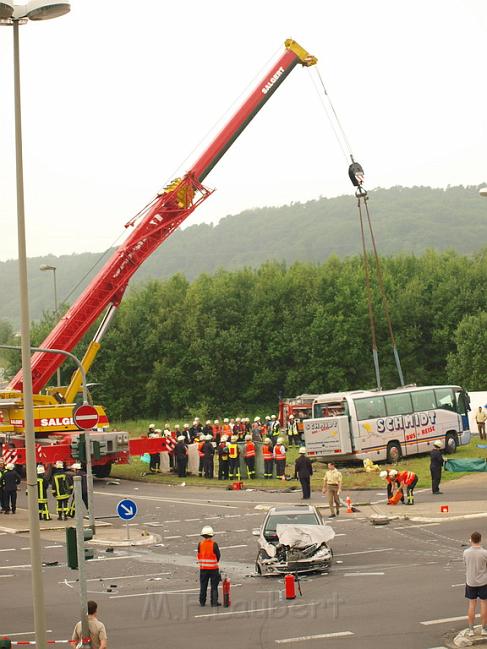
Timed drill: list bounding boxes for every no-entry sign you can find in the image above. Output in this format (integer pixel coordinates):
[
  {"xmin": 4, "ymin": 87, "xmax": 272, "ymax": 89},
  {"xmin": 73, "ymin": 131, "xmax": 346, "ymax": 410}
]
[{"xmin": 73, "ymin": 404, "xmax": 99, "ymax": 430}]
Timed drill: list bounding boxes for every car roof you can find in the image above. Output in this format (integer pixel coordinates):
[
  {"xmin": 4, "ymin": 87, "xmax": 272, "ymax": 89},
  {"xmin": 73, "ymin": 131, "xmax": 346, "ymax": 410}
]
[{"xmin": 267, "ymin": 505, "xmax": 317, "ymax": 516}]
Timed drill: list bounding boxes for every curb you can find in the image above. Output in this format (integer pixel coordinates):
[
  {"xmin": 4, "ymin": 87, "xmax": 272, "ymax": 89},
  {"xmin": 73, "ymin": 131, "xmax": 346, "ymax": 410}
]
[
  {"xmin": 0, "ymin": 520, "xmax": 112, "ymax": 534},
  {"xmin": 87, "ymin": 533, "xmax": 161, "ymax": 547}
]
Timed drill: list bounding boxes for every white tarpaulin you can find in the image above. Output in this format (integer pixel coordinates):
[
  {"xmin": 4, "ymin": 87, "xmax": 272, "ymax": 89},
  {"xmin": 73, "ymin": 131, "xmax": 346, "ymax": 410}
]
[{"xmin": 276, "ymin": 524, "xmax": 335, "ymax": 548}]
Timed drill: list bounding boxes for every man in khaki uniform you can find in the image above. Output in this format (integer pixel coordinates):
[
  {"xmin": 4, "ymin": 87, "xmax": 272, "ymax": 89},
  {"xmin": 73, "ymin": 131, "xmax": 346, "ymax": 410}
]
[
  {"xmin": 322, "ymin": 462, "xmax": 342, "ymax": 518},
  {"xmin": 72, "ymin": 600, "xmax": 107, "ymax": 649},
  {"xmin": 476, "ymin": 407, "xmax": 487, "ymax": 440}
]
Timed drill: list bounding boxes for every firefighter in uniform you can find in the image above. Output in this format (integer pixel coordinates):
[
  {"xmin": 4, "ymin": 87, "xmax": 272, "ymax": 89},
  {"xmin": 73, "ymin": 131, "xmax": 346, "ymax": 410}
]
[
  {"xmin": 197, "ymin": 526, "xmax": 221, "ymax": 607},
  {"xmin": 213, "ymin": 420, "xmax": 222, "ymax": 444},
  {"xmin": 391, "ymin": 469, "xmax": 418, "ymax": 505},
  {"xmin": 66, "ymin": 463, "xmax": 87, "ymax": 517},
  {"xmin": 262, "ymin": 437, "xmax": 274, "ymax": 479},
  {"xmin": 227, "ymin": 435, "xmax": 240, "ymax": 480},
  {"xmin": 37, "ymin": 465, "xmax": 51, "ymax": 521},
  {"xmin": 244, "ymin": 435, "xmax": 256, "ymax": 479},
  {"xmin": 148, "ymin": 428, "xmax": 162, "ymax": 473},
  {"xmin": 286, "ymin": 414, "xmax": 299, "ymax": 447},
  {"xmin": 0, "ymin": 457, "xmax": 6, "ymax": 514},
  {"xmin": 273, "ymin": 437, "xmax": 287, "ymax": 478},
  {"xmin": 174, "ymin": 436, "xmax": 188, "ymax": 477},
  {"xmin": 51, "ymin": 460, "xmax": 70, "ymax": 520},
  {"xmin": 2, "ymin": 463, "xmax": 20, "ymax": 514},
  {"xmin": 202, "ymin": 434, "xmax": 215, "ymax": 479},
  {"xmin": 379, "ymin": 470, "xmax": 394, "ymax": 500},
  {"xmin": 197, "ymin": 436, "xmax": 205, "ymax": 477},
  {"xmin": 270, "ymin": 415, "xmax": 280, "ymax": 446},
  {"xmin": 217, "ymin": 436, "xmax": 229, "ymax": 480}
]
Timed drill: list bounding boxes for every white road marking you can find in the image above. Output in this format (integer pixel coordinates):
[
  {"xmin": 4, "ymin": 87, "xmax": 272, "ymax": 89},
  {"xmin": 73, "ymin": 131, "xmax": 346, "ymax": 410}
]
[
  {"xmin": 110, "ymin": 584, "xmax": 242, "ymax": 600},
  {"xmin": 21, "ymin": 547, "xmax": 31, "ymax": 550},
  {"xmin": 165, "ymin": 536, "xmax": 182, "ymax": 540},
  {"xmin": 164, "ymin": 520, "xmax": 181, "ymax": 523},
  {"xmin": 45, "ymin": 545, "xmax": 63, "ymax": 549},
  {"xmin": 224, "ymin": 514, "xmax": 241, "ymax": 518},
  {"xmin": 185, "ymin": 533, "xmax": 202, "ymax": 538},
  {"xmin": 0, "ymin": 574, "xmax": 14, "ymax": 578},
  {"xmin": 335, "ymin": 548, "xmax": 393, "ymax": 557},
  {"xmin": 451, "ymin": 584, "xmax": 464, "ymax": 588},
  {"xmin": 94, "ymin": 491, "xmax": 237, "ymax": 509},
  {"xmin": 393, "ymin": 523, "xmax": 440, "ymax": 530},
  {"xmin": 0, "ymin": 548, "xmax": 16, "ymax": 552},
  {"xmin": 344, "ymin": 572, "xmax": 385, "ymax": 577},
  {"xmin": 0, "ymin": 564, "xmax": 31, "ymax": 569},
  {"xmin": 92, "ymin": 555, "xmax": 143, "ymax": 562},
  {"xmin": 60, "ymin": 572, "xmax": 171, "ymax": 585},
  {"xmin": 334, "ymin": 533, "xmax": 346, "ymax": 537},
  {"xmin": 421, "ymin": 614, "xmax": 478, "ymax": 625},
  {"xmin": 235, "ymin": 529, "xmax": 248, "ymax": 533},
  {"xmin": 144, "ymin": 522, "xmax": 163, "ymax": 527},
  {"xmin": 195, "ymin": 602, "xmax": 320, "ymax": 619},
  {"xmin": 184, "ymin": 518, "xmax": 201, "ymax": 522},
  {"xmin": 219, "ymin": 545, "xmax": 248, "ymax": 550},
  {"xmin": 275, "ymin": 631, "xmax": 354, "ymax": 643}
]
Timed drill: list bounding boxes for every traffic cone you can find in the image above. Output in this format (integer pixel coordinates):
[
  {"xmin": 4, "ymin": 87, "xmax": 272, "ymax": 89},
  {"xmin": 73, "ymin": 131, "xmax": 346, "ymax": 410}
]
[{"xmin": 346, "ymin": 496, "xmax": 353, "ymax": 514}]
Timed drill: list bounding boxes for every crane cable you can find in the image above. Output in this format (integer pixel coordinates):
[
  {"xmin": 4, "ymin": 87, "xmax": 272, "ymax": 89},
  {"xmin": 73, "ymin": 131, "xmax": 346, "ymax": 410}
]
[{"xmin": 310, "ymin": 65, "xmax": 405, "ymax": 388}]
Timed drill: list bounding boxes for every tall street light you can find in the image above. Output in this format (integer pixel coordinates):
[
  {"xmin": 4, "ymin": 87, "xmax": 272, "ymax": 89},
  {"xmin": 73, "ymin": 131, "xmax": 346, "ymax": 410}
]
[
  {"xmin": 40, "ymin": 263, "xmax": 61, "ymax": 386},
  {"xmin": 1, "ymin": 3, "xmax": 70, "ymax": 649}
]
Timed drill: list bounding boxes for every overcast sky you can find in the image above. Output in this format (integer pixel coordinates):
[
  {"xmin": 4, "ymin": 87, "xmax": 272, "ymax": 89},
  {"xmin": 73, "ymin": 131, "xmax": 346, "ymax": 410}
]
[{"xmin": 0, "ymin": 0, "xmax": 486, "ymax": 263}]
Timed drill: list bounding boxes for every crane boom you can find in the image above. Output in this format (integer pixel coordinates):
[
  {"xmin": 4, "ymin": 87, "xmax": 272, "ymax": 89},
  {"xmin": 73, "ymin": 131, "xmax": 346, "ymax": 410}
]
[{"xmin": 9, "ymin": 39, "xmax": 317, "ymax": 393}]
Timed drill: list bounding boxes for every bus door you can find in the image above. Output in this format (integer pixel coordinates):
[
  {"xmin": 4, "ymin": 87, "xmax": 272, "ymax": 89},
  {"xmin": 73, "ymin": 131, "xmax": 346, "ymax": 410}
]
[
  {"xmin": 453, "ymin": 387, "xmax": 470, "ymax": 431},
  {"xmin": 383, "ymin": 393, "xmax": 418, "ymax": 457}
]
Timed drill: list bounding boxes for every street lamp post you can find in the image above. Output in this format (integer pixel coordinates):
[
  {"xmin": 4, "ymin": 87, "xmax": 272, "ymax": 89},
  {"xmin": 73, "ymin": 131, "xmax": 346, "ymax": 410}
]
[
  {"xmin": 1, "ymin": 3, "xmax": 70, "ymax": 649},
  {"xmin": 40, "ymin": 264, "xmax": 61, "ymax": 386}
]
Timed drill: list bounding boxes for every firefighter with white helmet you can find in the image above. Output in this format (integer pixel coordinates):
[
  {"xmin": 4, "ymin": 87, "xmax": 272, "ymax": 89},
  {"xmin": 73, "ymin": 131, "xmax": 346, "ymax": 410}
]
[
  {"xmin": 270, "ymin": 414, "xmax": 280, "ymax": 445},
  {"xmin": 36, "ymin": 465, "xmax": 51, "ymax": 521},
  {"xmin": 430, "ymin": 440, "xmax": 444, "ymax": 494},
  {"xmin": 148, "ymin": 428, "xmax": 162, "ymax": 474},
  {"xmin": 273, "ymin": 436, "xmax": 287, "ymax": 478},
  {"xmin": 202, "ymin": 434, "xmax": 215, "ymax": 479},
  {"xmin": 217, "ymin": 435, "xmax": 230, "ymax": 480},
  {"xmin": 51, "ymin": 460, "xmax": 70, "ymax": 520},
  {"xmin": 262, "ymin": 437, "xmax": 274, "ymax": 479},
  {"xmin": 227, "ymin": 435, "xmax": 240, "ymax": 480},
  {"xmin": 2, "ymin": 462, "xmax": 20, "ymax": 514},
  {"xmin": 174, "ymin": 435, "xmax": 188, "ymax": 477},
  {"xmin": 286, "ymin": 413, "xmax": 299, "ymax": 447},
  {"xmin": 197, "ymin": 526, "xmax": 221, "ymax": 607},
  {"xmin": 244, "ymin": 434, "xmax": 256, "ymax": 479},
  {"xmin": 66, "ymin": 463, "xmax": 87, "ymax": 517},
  {"xmin": 379, "ymin": 469, "xmax": 395, "ymax": 500}
]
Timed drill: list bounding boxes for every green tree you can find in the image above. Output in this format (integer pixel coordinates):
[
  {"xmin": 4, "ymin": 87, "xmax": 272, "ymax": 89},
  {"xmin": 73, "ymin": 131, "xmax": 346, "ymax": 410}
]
[{"xmin": 447, "ymin": 312, "xmax": 487, "ymax": 390}]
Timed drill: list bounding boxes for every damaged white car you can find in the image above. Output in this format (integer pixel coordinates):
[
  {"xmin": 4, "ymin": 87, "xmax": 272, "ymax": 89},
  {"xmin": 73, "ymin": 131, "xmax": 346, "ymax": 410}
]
[{"xmin": 254, "ymin": 505, "xmax": 334, "ymax": 575}]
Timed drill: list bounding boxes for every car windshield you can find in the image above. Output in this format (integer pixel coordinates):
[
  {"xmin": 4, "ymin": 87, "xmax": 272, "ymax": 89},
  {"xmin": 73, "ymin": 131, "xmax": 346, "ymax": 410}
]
[{"xmin": 264, "ymin": 513, "xmax": 319, "ymax": 540}]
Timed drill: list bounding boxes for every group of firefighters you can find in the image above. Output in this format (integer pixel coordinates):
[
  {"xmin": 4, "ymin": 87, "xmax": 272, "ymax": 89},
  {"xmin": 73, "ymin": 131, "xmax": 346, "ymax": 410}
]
[
  {"xmin": 147, "ymin": 414, "xmax": 303, "ymax": 480},
  {"xmin": 0, "ymin": 456, "xmax": 86, "ymax": 521}
]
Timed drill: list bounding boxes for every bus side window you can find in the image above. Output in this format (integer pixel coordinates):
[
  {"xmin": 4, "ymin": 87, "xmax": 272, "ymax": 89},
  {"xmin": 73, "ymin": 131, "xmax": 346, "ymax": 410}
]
[
  {"xmin": 385, "ymin": 393, "xmax": 413, "ymax": 416},
  {"xmin": 434, "ymin": 388, "xmax": 455, "ymax": 411},
  {"xmin": 411, "ymin": 390, "xmax": 436, "ymax": 411},
  {"xmin": 354, "ymin": 397, "xmax": 386, "ymax": 420}
]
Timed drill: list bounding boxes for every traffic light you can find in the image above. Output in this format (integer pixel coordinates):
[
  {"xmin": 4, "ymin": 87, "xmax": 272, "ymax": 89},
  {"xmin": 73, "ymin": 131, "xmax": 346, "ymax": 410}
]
[
  {"xmin": 92, "ymin": 440, "xmax": 107, "ymax": 459},
  {"xmin": 65, "ymin": 526, "xmax": 94, "ymax": 570},
  {"xmin": 71, "ymin": 434, "xmax": 86, "ymax": 462}
]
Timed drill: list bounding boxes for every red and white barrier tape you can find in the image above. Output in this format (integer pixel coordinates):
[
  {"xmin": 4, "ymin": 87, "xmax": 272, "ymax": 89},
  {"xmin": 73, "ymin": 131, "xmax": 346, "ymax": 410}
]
[{"xmin": 2, "ymin": 639, "xmax": 88, "ymax": 645}]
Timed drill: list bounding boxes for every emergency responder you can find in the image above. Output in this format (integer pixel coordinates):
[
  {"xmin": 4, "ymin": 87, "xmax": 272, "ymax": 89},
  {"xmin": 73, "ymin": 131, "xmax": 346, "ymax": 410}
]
[
  {"xmin": 175, "ymin": 436, "xmax": 188, "ymax": 477},
  {"xmin": 322, "ymin": 462, "xmax": 342, "ymax": 517},
  {"xmin": 286, "ymin": 414, "xmax": 299, "ymax": 447},
  {"xmin": 51, "ymin": 460, "xmax": 70, "ymax": 520},
  {"xmin": 252, "ymin": 417, "xmax": 263, "ymax": 442},
  {"xmin": 227, "ymin": 435, "xmax": 240, "ymax": 480},
  {"xmin": 273, "ymin": 437, "xmax": 287, "ymax": 478},
  {"xmin": 148, "ymin": 428, "xmax": 162, "ymax": 473},
  {"xmin": 0, "ymin": 457, "xmax": 6, "ymax": 513},
  {"xmin": 190, "ymin": 418, "xmax": 203, "ymax": 442},
  {"xmin": 182, "ymin": 423, "xmax": 191, "ymax": 444},
  {"xmin": 217, "ymin": 435, "xmax": 229, "ymax": 480},
  {"xmin": 164, "ymin": 428, "xmax": 176, "ymax": 471},
  {"xmin": 262, "ymin": 437, "xmax": 274, "ymax": 479},
  {"xmin": 67, "ymin": 463, "xmax": 88, "ymax": 516},
  {"xmin": 2, "ymin": 463, "xmax": 20, "ymax": 514},
  {"xmin": 213, "ymin": 420, "xmax": 222, "ymax": 444},
  {"xmin": 222, "ymin": 418, "xmax": 232, "ymax": 437},
  {"xmin": 391, "ymin": 469, "xmax": 418, "ymax": 505},
  {"xmin": 197, "ymin": 526, "xmax": 221, "ymax": 607},
  {"xmin": 244, "ymin": 435, "xmax": 256, "ymax": 479},
  {"xmin": 202, "ymin": 434, "xmax": 215, "ymax": 479},
  {"xmin": 430, "ymin": 440, "xmax": 444, "ymax": 494},
  {"xmin": 36, "ymin": 465, "xmax": 51, "ymax": 521},
  {"xmin": 294, "ymin": 447, "xmax": 313, "ymax": 499},
  {"xmin": 379, "ymin": 470, "xmax": 394, "ymax": 500},
  {"xmin": 233, "ymin": 418, "xmax": 242, "ymax": 440},
  {"xmin": 197, "ymin": 435, "xmax": 205, "ymax": 477},
  {"xmin": 203, "ymin": 420, "xmax": 213, "ymax": 438},
  {"xmin": 148, "ymin": 423, "xmax": 155, "ymax": 435},
  {"xmin": 270, "ymin": 415, "xmax": 280, "ymax": 446}
]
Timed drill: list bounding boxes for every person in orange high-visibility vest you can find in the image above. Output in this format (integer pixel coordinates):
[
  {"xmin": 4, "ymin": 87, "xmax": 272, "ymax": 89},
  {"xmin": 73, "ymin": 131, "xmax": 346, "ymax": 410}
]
[
  {"xmin": 391, "ymin": 469, "xmax": 418, "ymax": 505},
  {"xmin": 197, "ymin": 526, "xmax": 221, "ymax": 607},
  {"xmin": 273, "ymin": 437, "xmax": 287, "ymax": 477},
  {"xmin": 262, "ymin": 437, "xmax": 274, "ymax": 479},
  {"xmin": 379, "ymin": 470, "xmax": 395, "ymax": 500},
  {"xmin": 244, "ymin": 434, "xmax": 256, "ymax": 479},
  {"xmin": 227, "ymin": 435, "xmax": 240, "ymax": 480}
]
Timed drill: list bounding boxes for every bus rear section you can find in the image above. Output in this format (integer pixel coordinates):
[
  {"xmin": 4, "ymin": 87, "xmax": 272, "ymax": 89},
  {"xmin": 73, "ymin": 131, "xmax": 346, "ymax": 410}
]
[{"xmin": 303, "ymin": 396, "xmax": 356, "ymax": 460}]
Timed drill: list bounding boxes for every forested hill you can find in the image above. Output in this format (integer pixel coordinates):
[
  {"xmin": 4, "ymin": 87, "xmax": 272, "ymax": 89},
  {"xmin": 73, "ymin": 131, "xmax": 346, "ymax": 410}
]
[{"xmin": 1, "ymin": 184, "xmax": 486, "ymax": 324}]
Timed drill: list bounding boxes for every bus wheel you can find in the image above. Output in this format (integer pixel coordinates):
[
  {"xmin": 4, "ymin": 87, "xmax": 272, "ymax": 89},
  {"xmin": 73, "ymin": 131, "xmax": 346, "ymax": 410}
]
[
  {"xmin": 387, "ymin": 442, "xmax": 402, "ymax": 463},
  {"xmin": 445, "ymin": 433, "xmax": 458, "ymax": 454}
]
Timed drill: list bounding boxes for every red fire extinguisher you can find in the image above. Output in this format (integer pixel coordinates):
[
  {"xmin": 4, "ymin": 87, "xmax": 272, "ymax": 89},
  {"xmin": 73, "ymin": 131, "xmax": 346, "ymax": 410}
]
[
  {"xmin": 222, "ymin": 576, "xmax": 231, "ymax": 607},
  {"xmin": 284, "ymin": 573, "xmax": 296, "ymax": 600}
]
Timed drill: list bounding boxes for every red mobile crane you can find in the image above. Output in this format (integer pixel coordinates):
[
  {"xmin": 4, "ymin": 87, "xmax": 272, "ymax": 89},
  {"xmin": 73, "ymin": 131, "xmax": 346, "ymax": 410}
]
[{"xmin": 0, "ymin": 39, "xmax": 317, "ymax": 475}]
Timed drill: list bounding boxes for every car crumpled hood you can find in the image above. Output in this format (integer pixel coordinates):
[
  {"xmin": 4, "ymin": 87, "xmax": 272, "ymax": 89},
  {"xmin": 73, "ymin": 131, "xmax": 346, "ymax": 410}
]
[{"xmin": 275, "ymin": 524, "xmax": 335, "ymax": 548}]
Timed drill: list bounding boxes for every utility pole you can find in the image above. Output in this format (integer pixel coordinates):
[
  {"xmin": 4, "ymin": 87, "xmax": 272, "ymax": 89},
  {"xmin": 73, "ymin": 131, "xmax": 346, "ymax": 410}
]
[{"xmin": 74, "ymin": 477, "xmax": 91, "ymax": 649}]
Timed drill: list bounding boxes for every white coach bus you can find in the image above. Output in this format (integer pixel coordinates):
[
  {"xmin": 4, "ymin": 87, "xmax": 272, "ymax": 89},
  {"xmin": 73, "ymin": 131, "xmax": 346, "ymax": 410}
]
[{"xmin": 303, "ymin": 385, "xmax": 471, "ymax": 463}]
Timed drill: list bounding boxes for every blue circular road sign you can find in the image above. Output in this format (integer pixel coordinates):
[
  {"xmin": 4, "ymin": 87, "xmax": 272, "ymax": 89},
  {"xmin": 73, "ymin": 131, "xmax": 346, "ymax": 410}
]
[{"xmin": 117, "ymin": 498, "xmax": 138, "ymax": 521}]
